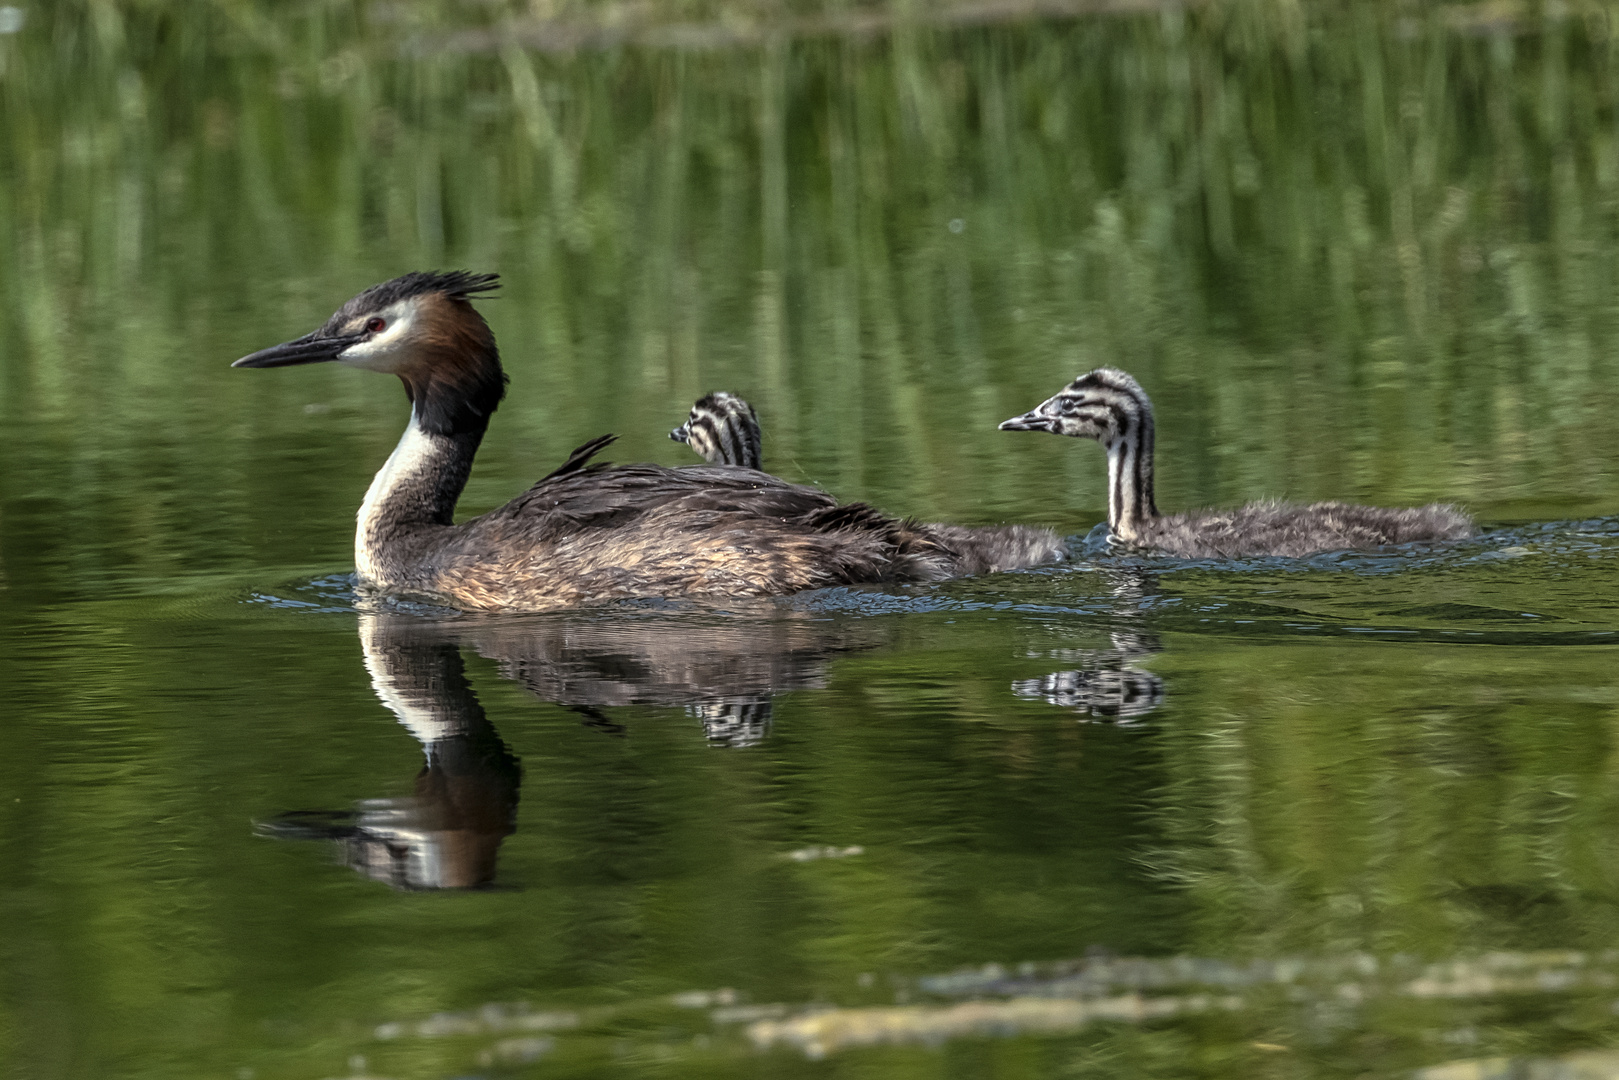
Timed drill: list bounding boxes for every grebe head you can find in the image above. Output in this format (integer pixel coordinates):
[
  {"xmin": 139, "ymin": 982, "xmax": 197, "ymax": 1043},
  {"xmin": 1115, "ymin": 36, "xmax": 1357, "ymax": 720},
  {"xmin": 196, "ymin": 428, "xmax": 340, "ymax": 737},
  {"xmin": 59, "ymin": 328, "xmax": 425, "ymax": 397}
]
[
  {"xmin": 998, "ymin": 367, "xmax": 1149, "ymax": 448},
  {"xmin": 233, "ymin": 271, "xmax": 507, "ymax": 437},
  {"xmin": 669, "ymin": 391, "xmax": 762, "ymax": 469}
]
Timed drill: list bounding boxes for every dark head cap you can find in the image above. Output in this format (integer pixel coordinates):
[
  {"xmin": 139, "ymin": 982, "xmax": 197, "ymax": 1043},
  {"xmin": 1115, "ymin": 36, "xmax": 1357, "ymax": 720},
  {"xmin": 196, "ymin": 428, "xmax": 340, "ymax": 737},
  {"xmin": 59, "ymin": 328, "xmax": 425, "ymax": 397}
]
[{"xmin": 314, "ymin": 271, "xmax": 500, "ymax": 339}]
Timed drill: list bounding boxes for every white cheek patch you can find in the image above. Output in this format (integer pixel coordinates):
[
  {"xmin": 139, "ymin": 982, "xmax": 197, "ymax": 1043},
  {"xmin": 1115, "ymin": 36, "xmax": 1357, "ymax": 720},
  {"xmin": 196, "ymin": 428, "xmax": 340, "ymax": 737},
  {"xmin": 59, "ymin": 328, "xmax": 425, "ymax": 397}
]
[{"xmin": 338, "ymin": 301, "xmax": 417, "ymax": 372}]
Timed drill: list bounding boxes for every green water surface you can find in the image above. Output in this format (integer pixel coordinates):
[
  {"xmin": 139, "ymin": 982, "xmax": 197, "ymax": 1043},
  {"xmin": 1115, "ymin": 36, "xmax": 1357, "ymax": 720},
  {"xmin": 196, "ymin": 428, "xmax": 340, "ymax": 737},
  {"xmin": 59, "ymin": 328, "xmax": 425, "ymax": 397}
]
[{"xmin": 5, "ymin": 2, "xmax": 1619, "ymax": 1077}]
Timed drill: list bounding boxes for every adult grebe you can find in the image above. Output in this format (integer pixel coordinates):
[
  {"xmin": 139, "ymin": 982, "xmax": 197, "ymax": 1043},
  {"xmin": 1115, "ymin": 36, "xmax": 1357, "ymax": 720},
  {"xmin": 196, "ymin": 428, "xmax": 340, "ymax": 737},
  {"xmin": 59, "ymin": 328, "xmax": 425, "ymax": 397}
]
[
  {"xmin": 670, "ymin": 391, "xmax": 761, "ymax": 469},
  {"xmin": 999, "ymin": 368, "xmax": 1474, "ymax": 558},
  {"xmin": 233, "ymin": 271, "xmax": 1064, "ymax": 609}
]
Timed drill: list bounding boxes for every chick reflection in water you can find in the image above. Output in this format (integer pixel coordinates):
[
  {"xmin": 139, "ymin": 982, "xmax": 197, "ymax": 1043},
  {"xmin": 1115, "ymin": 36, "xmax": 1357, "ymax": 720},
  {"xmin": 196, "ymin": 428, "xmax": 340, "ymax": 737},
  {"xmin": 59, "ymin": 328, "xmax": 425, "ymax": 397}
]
[
  {"xmin": 1013, "ymin": 572, "xmax": 1167, "ymax": 725},
  {"xmin": 1012, "ymin": 630, "xmax": 1164, "ymax": 724},
  {"xmin": 259, "ymin": 615, "xmax": 521, "ymax": 890}
]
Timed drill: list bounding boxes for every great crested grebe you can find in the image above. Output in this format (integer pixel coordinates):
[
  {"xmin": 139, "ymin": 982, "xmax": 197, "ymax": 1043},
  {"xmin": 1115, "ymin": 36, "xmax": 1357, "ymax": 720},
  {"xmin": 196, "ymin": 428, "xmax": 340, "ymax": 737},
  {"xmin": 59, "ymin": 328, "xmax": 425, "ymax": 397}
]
[
  {"xmin": 999, "ymin": 368, "xmax": 1474, "ymax": 558},
  {"xmin": 233, "ymin": 271, "xmax": 1065, "ymax": 610},
  {"xmin": 671, "ymin": 391, "xmax": 761, "ymax": 469}
]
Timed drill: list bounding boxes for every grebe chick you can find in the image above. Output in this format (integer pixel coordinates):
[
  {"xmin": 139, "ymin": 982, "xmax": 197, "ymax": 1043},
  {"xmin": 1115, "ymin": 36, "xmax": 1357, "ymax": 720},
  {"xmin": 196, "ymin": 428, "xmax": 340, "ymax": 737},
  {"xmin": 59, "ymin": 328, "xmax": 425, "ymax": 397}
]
[
  {"xmin": 999, "ymin": 368, "xmax": 1474, "ymax": 558},
  {"xmin": 671, "ymin": 392, "xmax": 761, "ymax": 469},
  {"xmin": 233, "ymin": 271, "xmax": 1061, "ymax": 611}
]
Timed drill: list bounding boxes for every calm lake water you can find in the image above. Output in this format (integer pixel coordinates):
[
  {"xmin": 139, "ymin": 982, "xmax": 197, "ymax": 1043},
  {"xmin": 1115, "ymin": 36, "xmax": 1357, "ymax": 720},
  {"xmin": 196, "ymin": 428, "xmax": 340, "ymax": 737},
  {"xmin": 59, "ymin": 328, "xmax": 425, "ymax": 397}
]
[{"xmin": 6, "ymin": 2, "xmax": 1619, "ymax": 1078}]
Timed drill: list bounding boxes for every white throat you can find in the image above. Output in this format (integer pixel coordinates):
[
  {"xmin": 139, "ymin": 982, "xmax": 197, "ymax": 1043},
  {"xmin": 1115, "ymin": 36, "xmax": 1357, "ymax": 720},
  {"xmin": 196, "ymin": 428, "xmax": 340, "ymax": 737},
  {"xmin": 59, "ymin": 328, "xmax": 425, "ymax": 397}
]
[{"xmin": 355, "ymin": 413, "xmax": 440, "ymax": 582}]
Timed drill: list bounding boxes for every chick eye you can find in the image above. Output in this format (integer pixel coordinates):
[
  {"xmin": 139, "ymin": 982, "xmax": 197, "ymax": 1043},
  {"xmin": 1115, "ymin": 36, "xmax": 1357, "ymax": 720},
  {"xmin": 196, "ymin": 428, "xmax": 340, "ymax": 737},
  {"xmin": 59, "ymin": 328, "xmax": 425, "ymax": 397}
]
[{"xmin": 365, "ymin": 317, "xmax": 386, "ymax": 333}]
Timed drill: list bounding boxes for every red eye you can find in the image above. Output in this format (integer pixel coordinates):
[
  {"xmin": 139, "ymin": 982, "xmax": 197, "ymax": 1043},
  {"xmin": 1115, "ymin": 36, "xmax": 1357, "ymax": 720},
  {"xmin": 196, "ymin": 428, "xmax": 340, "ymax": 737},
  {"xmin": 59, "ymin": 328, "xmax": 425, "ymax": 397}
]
[{"xmin": 365, "ymin": 317, "xmax": 386, "ymax": 333}]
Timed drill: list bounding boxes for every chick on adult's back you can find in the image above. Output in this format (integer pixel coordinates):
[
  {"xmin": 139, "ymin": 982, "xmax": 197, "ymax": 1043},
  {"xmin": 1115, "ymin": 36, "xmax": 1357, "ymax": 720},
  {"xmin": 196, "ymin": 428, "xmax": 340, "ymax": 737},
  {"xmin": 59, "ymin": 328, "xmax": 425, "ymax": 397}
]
[
  {"xmin": 670, "ymin": 392, "xmax": 762, "ymax": 470},
  {"xmin": 1000, "ymin": 368, "xmax": 1473, "ymax": 558},
  {"xmin": 231, "ymin": 271, "xmax": 1062, "ymax": 611}
]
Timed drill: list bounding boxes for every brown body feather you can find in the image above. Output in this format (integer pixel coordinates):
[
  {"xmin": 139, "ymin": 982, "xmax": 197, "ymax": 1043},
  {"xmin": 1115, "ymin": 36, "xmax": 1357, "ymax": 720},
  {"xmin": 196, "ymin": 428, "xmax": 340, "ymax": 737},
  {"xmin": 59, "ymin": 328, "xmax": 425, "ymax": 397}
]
[{"xmin": 372, "ymin": 453, "xmax": 965, "ymax": 610}]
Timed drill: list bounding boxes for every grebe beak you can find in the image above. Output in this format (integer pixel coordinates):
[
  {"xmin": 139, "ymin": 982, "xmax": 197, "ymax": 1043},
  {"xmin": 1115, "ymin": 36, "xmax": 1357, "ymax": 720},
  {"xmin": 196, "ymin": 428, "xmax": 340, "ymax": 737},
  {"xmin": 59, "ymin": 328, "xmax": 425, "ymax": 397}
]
[
  {"xmin": 998, "ymin": 409, "xmax": 1058, "ymax": 433},
  {"xmin": 232, "ymin": 330, "xmax": 364, "ymax": 369},
  {"xmin": 669, "ymin": 423, "xmax": 692, "ymax": 444}
]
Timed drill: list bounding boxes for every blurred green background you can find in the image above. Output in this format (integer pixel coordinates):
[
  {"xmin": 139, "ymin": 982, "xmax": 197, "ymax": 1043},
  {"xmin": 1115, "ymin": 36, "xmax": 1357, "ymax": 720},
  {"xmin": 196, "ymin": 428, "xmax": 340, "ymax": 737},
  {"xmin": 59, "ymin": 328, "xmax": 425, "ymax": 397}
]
[{"xmin": 5, "ymin": 1, "xmax": 1619, "ymax": 1077}]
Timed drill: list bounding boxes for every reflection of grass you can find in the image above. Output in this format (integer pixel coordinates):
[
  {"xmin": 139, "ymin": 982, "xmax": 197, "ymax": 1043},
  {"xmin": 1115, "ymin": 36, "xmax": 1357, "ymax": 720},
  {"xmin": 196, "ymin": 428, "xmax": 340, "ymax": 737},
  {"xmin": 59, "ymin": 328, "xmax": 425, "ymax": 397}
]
[
  {"xmin": 441, "ymin": 0, "xmax": 1216, "ymax": 55},
  {"xmin": 1145, "ymin": 638, "xmax": 1619, "ymax": 959}
]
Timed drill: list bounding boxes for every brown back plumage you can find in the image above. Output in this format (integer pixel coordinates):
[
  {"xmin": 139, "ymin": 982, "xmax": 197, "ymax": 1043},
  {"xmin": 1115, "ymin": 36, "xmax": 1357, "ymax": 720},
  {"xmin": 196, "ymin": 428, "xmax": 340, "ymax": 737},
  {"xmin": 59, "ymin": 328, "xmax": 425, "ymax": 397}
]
[{"xmin": 408, "ymin": 450, "xmax": 974, "ymax": 609}]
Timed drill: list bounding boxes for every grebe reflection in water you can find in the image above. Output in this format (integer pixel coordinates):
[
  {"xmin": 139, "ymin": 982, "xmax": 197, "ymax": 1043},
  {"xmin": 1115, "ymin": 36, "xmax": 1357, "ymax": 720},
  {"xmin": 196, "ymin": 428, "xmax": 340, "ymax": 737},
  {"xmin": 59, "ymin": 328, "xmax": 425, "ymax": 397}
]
[{"xmin": 258, "ymin": 615, "xmax": 521, "ymax": 890}]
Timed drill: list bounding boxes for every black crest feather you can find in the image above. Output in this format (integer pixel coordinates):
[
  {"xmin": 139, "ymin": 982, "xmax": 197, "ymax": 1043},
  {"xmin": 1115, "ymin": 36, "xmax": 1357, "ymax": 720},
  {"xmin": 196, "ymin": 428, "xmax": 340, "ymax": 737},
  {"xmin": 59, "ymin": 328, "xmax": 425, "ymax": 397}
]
[
  {"xmin": 540, "ymin": 434, "xmax": 619, "ymax": 481},
  {"xmin": 320, "ymin": 271, "xmax": 501, "ymax": 338}
]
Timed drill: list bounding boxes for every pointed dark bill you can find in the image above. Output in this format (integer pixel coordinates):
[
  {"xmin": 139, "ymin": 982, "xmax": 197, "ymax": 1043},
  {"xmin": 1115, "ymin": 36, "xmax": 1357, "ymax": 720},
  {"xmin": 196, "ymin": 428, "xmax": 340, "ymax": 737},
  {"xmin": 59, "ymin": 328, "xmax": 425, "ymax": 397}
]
[{"xmin": 232, "ymin": 331, "xmax": 364, "ymax": 369}]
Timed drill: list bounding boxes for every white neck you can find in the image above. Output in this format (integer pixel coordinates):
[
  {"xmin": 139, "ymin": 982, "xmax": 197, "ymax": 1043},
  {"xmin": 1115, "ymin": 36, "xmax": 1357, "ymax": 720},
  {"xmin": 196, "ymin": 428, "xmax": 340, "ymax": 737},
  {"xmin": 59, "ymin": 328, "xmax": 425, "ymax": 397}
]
[
  {"xmin": 353, "ymin": 410, "xmax": 484, "ymax": 587},
  {"xmin": 356, "ymin": 417, "xmax": 439, "ymax": 582}
]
